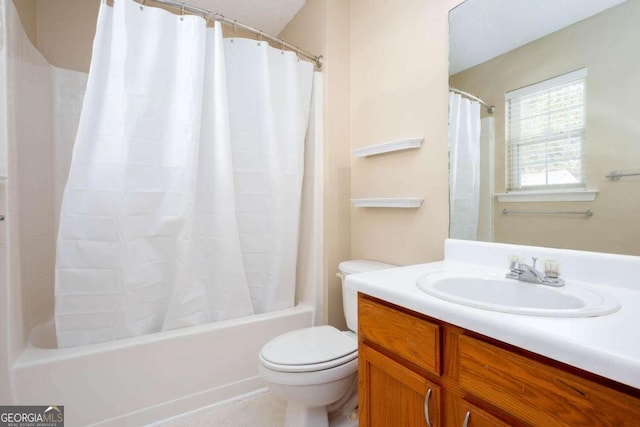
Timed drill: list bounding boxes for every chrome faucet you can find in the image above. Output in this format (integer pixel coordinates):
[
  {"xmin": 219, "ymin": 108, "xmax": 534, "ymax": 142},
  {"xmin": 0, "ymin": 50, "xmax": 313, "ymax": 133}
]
[{"xmin": 506, "ymin": 256, "xmax": 564, "ymax": 287}]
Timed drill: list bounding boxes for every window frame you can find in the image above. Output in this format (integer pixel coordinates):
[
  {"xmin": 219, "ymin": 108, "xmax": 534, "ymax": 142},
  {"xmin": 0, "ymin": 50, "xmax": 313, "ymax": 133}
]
[{"xmin": 504, "ymin": 68, "xmax": 587, "ymax": 193}]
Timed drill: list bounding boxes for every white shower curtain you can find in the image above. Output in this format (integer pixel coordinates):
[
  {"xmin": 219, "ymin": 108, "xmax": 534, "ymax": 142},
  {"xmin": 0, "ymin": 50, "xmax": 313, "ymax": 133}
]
[
  {"xmin": 477, "ymin": 116, "xmax": 495, "ymax": 242},
  {"xmin": 55, "ymin": 0, "xmax": 314, "ymax": 347},
  {"xmin": 449, "ymin": 92, "xmax": 481, "ymax": 240}
]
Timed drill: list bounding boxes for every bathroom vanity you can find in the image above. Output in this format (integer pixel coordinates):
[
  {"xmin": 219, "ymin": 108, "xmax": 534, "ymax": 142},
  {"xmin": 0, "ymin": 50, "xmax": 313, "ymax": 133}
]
[
  {"xmin": 348, "ymin": 240, "xmax": 640, "ymax": 426},
  {"xmin": 358, "ymin": 294, "xmax": 639, "ymax": 426}
]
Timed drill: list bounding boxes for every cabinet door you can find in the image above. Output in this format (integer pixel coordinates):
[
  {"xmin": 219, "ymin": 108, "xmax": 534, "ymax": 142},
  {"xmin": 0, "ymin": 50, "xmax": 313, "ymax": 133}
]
[
  {"xmin": 359, "ymin": 344, "xmax": 441, "ymax": 427},
  {"xmin": 449, "ymin": 397, "xmax": 514, "ymax": 427}
]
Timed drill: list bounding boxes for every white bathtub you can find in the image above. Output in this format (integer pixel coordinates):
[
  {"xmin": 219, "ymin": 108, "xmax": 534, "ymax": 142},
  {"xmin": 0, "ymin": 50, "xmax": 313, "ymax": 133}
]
[{"xmin": 11, "ymin": 304, "xmax": 314, "ymax": 426}]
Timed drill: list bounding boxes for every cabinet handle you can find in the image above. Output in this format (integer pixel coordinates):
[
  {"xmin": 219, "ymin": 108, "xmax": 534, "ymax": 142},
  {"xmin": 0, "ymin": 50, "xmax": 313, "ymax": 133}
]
[
  {"xmin": 463, "ymin": 410, "xmax": 471, "ymax": 427},
  {"xmin": 424, "ymin": 388, "xmax": 432, "ymax": 427}
]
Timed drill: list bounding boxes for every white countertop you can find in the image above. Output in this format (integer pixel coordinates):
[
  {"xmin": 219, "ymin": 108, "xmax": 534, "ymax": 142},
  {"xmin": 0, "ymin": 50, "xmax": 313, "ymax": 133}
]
[{"xmin": 345, "ymin": 240, "xmax": 640, "ymax": 389}]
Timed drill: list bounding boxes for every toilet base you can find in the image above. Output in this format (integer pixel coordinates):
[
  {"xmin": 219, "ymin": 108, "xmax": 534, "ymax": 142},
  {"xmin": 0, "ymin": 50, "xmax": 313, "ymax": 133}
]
[
  {"xmin": 284, "ymin": 402, "xmax": 328, "ymax": 427},
  {"xmin": 283, "ymin": 402, "xmax": 358, "ymax": 427},
  {"xmin": 329, "ymin": 409, "xmax": 359, "ymax": 427}
]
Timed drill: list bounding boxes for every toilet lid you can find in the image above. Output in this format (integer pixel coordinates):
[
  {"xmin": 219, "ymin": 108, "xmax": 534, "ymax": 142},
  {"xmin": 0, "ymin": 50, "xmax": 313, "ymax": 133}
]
[{"xmin": 260, "ymin": 326, "xmax": 357, "ymax": 372}]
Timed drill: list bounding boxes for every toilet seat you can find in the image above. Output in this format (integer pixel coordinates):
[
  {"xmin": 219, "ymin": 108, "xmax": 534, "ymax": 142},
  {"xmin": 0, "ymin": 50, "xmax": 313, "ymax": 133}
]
[{"xmin": 260, "ymin": 326, "xmax": 357, "ymax": 373}]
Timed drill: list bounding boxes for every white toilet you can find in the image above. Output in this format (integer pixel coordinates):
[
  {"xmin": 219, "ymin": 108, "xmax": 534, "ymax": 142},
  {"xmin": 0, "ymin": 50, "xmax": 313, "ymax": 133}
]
[{"xmin": 258, "ymin": 260, "xmax": 394, "ymax": 427}]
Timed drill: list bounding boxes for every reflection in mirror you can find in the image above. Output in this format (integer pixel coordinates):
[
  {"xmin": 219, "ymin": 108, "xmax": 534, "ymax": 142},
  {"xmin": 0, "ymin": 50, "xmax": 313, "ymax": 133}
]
[{"xmin": 448, "ymin": 0, "xmax": 640, "ymax": 256}]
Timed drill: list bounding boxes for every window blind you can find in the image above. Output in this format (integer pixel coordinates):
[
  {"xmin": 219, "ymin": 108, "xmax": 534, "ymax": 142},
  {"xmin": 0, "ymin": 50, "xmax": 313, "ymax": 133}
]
[{"xmin": 505, "ymin": 68, "xmax": 587, "ymax": 191}]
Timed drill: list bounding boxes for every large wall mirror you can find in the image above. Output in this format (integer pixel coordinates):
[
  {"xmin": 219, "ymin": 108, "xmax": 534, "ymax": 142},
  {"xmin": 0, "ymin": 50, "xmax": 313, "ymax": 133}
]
[{"xmin": 448, "ymin": 0, "xmax": 640, "ymax": 256}]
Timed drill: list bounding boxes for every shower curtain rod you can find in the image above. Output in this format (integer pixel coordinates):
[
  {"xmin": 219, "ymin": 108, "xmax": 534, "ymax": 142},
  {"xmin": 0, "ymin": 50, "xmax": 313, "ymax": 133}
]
[
  {"xmin": 450, "ymin": 87, "xmax": 495, "ymax": 114},
  {"xmin": 135, "ymin": 0, "xmax": 324, "ymax": 68}
]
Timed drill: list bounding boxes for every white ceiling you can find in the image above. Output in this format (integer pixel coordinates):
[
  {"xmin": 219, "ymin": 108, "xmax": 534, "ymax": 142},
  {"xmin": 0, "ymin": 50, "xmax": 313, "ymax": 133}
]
[
  {"xmin": 186, "ymin": 0, "xmax": 307, "ymax": 35},
  {"xmin": 449, "ymin": 0, "xmax": 627, "ymax": 75}
]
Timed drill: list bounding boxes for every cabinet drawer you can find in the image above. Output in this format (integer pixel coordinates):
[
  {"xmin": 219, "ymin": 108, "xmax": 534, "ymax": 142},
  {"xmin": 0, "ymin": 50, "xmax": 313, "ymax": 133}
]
[
  {"xmin": 358, "ymin": 295, "xmax": 441, "ymax": 375},
  {"xmin": 449, "ymin": 397, "xmax": 513, "ymax": 427},
  {"xmin": 458, "ymin": 334, "xmax": 640, "ymax": 427}
]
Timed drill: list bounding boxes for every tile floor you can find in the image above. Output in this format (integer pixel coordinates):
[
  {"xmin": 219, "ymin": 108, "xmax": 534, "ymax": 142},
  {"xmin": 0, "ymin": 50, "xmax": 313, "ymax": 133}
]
[{"xmin": 151, "ymin": 391, "xmax": 286, "ymax": 427}]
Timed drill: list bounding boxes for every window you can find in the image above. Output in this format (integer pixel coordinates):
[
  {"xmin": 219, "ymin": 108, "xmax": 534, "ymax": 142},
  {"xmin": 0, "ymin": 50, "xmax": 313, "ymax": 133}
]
[{"xmin": 505, "ymin": 69, "xmax": 586, "ymax": 192}]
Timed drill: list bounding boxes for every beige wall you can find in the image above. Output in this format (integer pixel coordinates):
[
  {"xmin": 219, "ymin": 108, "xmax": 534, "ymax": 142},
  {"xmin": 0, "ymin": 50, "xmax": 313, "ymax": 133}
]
[
  {"xmin": 451, "ymin": 0, "xmax": 640, "ymax": 256},
  {"xmin": 350, "ymin": 0, "xmax": 460, "ymax": 265},
  {"xmin": 281, "ymin": 0, "xmax": 352, "ymax": 329},
  {"xmin": 35, "ymin": 0, "xmax": 100, "ymax": 72},
  {"xmin": 11, "ymin": 0, "xmax": 37, "ymax": 46},
  {"xmin": 283, "ymin": 0, "xmax": 461, "ymax": 326}
]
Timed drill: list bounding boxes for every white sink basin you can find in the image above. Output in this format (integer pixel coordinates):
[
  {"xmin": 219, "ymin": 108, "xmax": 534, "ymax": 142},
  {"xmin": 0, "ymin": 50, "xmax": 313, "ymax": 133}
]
[{"xmin": 416, "ymin": 270, "xmax": 620, "ymax": 317}]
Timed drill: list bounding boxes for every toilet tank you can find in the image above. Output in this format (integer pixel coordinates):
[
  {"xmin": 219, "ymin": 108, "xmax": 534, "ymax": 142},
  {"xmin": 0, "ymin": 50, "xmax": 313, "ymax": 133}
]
[{"xmin": 338, "ymin": 260, "xmax": 395, "ymax": 333}]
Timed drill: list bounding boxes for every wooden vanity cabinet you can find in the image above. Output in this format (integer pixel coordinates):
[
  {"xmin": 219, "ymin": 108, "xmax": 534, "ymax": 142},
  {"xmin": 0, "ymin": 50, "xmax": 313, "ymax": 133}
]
[{"xmin": 357, "ymin": 294, "xmax": 640, "ymax": 427}]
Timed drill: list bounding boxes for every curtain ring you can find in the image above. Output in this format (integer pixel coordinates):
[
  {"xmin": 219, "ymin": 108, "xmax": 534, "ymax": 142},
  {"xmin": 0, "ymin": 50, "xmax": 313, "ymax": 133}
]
[
  {"xmin": 139, "ymin": 0, "xmax": 145, "ymax": 10},
  {"xmin": 180, "ymin": 2, "xmax": 185, "ymax": 20},
  {"xmin": 281, "ymin": 39, "xmax": 285, "ymax": 54},
  {"xmin": 233, "ymin": 19, "xmax": 237, "ymax": 33}
]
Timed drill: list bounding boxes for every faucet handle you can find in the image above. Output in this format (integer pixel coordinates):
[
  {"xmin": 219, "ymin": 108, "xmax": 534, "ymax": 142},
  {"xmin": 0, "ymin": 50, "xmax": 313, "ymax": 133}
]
[
  {"xmin": 506, "ymin": 254, "xmax": 522, "ymax": 279},
  {"xmin": 508, "ymin": 254, "xmax": 524, "ymax": 271},
  {"xmin": 543, "ymin": 259, "xmax": 561, "ymax": 278},
  {"xmin": 531, "ymin": 257, "xmax": 538, "ymax": 268}
]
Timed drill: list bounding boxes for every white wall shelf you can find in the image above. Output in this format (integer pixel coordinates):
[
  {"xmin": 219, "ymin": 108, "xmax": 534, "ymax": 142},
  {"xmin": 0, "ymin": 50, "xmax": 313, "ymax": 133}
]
[
  {"xmin": 352, "ymin": 137, "xmax": 423, "ymax": 158},
  {"xmin": 495, "ymin": 189, "xmax": 598, "ymax": 203},
  {"xmin": 351, "ymin": 198, "xmax": 424, "ymax": 208}
]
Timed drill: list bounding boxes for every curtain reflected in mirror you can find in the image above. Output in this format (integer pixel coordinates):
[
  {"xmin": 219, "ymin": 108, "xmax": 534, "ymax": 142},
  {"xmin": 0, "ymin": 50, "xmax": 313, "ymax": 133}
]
[{"xmin": 448, "ymin": 92, "xmax": 481, "ymax": 240}]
